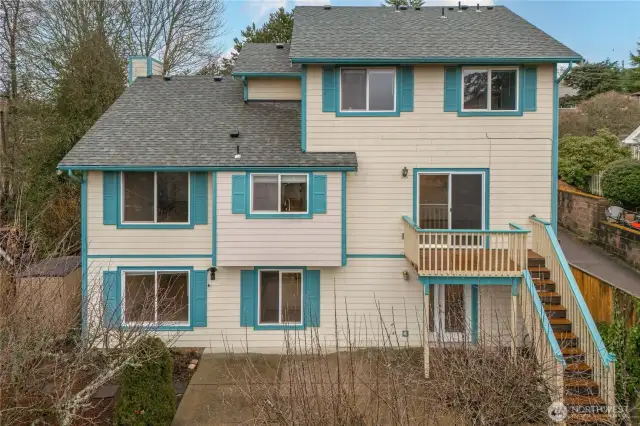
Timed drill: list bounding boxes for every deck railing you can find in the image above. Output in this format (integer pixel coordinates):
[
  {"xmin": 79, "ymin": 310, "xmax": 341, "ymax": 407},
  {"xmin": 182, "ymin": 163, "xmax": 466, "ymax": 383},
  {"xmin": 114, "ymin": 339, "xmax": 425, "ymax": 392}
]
[
  {"xmin": 530, "ymin": 216, "xmax": 616, "ymax": 411},
  {"xmin": 519, "ymin": 270, "xmax": 565, "ymax": 404},
  {"xmin": 403, "ymin": 216, "xmax": 529, "ymax": 277}
]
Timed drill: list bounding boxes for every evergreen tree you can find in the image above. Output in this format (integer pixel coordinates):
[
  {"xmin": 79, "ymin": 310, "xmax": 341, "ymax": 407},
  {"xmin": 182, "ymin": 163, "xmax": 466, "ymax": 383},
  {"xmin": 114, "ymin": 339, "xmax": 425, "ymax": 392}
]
[
  {"xmin": 630, "ymin": 41, "xmax": 640, "ymax": 67},
  {"xmin": 563, "ymin": 60, "xmax": 623, "ymax": 100}
]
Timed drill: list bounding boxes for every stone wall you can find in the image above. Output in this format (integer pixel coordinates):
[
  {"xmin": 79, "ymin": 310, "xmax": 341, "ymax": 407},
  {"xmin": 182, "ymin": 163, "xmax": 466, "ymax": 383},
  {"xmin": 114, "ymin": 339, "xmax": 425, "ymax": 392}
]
[{"xmin": 558, "ymin": 188, "xmax": 640, "ymax": 272}]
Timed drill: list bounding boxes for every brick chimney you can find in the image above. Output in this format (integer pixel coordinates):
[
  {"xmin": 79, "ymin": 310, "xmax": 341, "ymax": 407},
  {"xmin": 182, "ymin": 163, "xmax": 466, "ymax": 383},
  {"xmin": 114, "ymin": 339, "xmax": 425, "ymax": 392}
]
[{"xmin": 127, "ymin": 56, "xmax": 164, "ymax": 85}]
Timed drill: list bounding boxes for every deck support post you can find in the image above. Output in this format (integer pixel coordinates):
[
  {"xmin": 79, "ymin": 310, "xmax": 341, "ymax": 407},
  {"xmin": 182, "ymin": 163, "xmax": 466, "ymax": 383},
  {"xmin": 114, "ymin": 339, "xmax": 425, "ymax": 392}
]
[
  {"xmin": 424, "ymin": 290, "xmax": 430, "ymax": 379},
  {"xmin": 510, "ymin": 293, "xmax": 518, "ymax": 360}
]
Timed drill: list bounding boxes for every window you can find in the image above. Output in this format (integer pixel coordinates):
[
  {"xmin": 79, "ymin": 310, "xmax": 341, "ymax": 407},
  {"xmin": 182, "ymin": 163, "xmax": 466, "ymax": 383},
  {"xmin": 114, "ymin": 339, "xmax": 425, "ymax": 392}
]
[
  {"xmin": 122, "ymin": 270, "xmax": 189, "ymax": 325},
  {"xmin": 341, "ymin": 68, "xmax": 395, "ymax": 112},
  {"xmin": 251, "ymin": 174, "xmax": 308, "ymax": 213},
  {"xmin": 462, "ymin": 67, "xmax": 518, "ymax": 111},
  {"xmin": 258, "ymin": 270, "xmax": 303, "ymax": 325},
  {"xmin": 122, "ymin": 172, "xmax": 189, "ymax": 223}
]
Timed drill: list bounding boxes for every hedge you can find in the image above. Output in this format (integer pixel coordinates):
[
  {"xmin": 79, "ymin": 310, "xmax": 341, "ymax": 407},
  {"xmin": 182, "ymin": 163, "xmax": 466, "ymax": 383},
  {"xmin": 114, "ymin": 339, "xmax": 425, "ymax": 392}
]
[
  {"xmin": 114, "ymin": 337, "xmax": 175, "ymax": 426},
  {"xmin": 601, "ymin": 159, "xmax": 640, "ymax": 210}
]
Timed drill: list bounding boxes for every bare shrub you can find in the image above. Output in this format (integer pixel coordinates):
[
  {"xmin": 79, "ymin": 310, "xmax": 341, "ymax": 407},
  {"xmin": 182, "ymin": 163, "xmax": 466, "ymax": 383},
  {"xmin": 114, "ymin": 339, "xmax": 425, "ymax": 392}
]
[{"xmin": 221, "ymin": 292, "xmax": 561, "ymax": 426}]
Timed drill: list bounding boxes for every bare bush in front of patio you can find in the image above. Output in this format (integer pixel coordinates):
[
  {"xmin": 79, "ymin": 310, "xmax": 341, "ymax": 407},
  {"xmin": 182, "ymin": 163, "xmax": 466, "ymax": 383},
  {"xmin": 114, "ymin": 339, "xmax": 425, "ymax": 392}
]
[{"xmin": 223, "ymin": 292, "xmax": 559, "ymax": 425}]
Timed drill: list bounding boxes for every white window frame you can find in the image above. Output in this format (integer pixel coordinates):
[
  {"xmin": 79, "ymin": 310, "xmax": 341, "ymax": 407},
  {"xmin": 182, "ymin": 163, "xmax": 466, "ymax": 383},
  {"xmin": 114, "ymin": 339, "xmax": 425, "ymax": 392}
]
[
  {"xmin": 120, "ymin": 171, "xmax": 191, "ymax": 224},
  {"xmin": 339, "ymin": 67, "xmax": 396, "ymax": 113},
  {"xmin": 249, "ymin": 173, "xmax": 309, "ymax": 214},
  {"xmin": 460, "ymin": 66, "xmax": 519, "ymax": 112},
  {"xmin": 257, "ymin": 269, "xmax": 304, "ymax": 326},
  {"xmin": 121, "ymin": 269, "xmax": 191, "ymax": 327}
]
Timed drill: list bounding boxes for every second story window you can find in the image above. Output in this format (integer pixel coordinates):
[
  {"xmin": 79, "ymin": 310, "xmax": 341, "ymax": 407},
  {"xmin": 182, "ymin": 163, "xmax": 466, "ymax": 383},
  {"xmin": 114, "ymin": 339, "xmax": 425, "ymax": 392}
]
[
  {"xmin": 122, "ymin": 172, "xmax": 189, "ymax": 223},
  {"xmin": 341, "ymin": 68, "xmax": 396, "ymax": 112},
  {"xmin": 462, "ymin": 67, "xmax": 518, "ymax": 112},
  {"xmin": 251, "ymin": 173, "xmax": 308, "ymax": 213}
]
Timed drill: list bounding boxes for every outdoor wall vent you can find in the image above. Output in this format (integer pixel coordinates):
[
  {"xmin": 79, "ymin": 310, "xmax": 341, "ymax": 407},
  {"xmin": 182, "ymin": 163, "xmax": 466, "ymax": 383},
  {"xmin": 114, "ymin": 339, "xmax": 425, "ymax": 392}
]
[
  {"xmin": 214, "ymin": 76, "xmax": 223, "ymax": 82},
  {"xmin": 323, "ymin": 4, "xmax": 331, "ymax": 10},
  {"xmin": 276, "ymin": 43, "xmax": 284, "ymax": 49}
]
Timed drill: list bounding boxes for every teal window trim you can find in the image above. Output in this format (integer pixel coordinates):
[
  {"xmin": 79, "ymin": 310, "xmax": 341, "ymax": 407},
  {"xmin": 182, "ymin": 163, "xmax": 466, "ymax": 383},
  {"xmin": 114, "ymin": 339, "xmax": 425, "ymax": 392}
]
[
  {"xmin": 290, "ymin": 57, "xmax": 582, "ymax": 65},
  {"xmin": 301, "ymin": 65, "xmax": 307, "ymax": 152},
  {"xmin": 116, "ymin": 266, "xmax": 195, "ymax": 331},
  {"xmin": 412, "ymin": 168, "xmax": 491, "ymax": 231},
  {"xmin": 245, "ymin": 171, "xmax": 314, "ymax": 219},
  {"xmin": 59, "ymin": 165, "xmax": 357, "ymax": 172},
  {"xmin": 456, "ymin": 65, "xmax": 524, "ymax": 117},
  {"xmin": 253, "ymin": 266, "xmax": 308, "ymax": 331},
  {"xmin": 336, "ymin": 66, "xmax": 401, "ymax": 117},
  {"xmin": 232, "ymin": 72, "xmax": 302, "ymax": 78},
  {"xmin": 116, "ymin": 171, "xmax": 196, "ymax": 229},
  {"xmin": 242, "ymin": 76, "xmax": 248, "ymax": 102}
]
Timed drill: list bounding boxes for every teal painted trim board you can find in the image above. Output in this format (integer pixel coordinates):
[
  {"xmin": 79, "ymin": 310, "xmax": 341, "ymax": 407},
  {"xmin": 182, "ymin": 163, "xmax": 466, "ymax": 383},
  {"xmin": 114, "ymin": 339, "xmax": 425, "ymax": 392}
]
[
  {"xmin": 346, "ymin": 254, "xmax": 405, "ymax": 259},
  {"xmin": 244, "ymin": 171, "xmax": 314, "ymax": 219},
  {"xmin": 127, "ymin": 60, "xmax": 133, "ymax": 85},
  {"xmin": 453, "ymin": 65, "xmax": 525, "ymax": 117},
  {"xmin": 88, "ymin": 254, "xmax": 211, "ymax": 259},
  {"xmin": 291, "ymin": 57, "xmax": 582, "ymax": 65},
  {"xmin": 232, "ymin": 72, "xmax": 302, "ymax": 78},
  {"xmin": 552, "ymin": 63, "xmax": 559, "ymax": 233},
  {"xmin": 534, "ymin": 220, "xmax": 615, "ymax": 365},
  {"xmin": 341, "ymin": 172, "xmax": 347, "ymax": 266},
  {"xmin": 523, "ymin": 271, "xmax": 565, "ymax": 364},
  {"xmin": 334, "ymin": 66, "xmax": 402, "ymax": 117},
  {"xmin": 58, "ymin": 165, "xmax": 357, "ymax": 172},
  {"xmin": 81, "ymin": 171, "xmax": 88, "ymax": 333},
  {"xmin": 212, "ymin": 172, "xmax": 217, "ymax": 265},
  {"xmin": 404, "ymin": 216, "xmax": 528, "ymax": 234},
  {"xmin": 419, "ymin": 276, "xmax": 519, "ymax": 285},
  {"xmin": 301, "ymin": 65, "xmax": 307, "ymax": 152},
  {"xmin": 242, "ymin": 77, "xmax": 248, "ymax": 102}
]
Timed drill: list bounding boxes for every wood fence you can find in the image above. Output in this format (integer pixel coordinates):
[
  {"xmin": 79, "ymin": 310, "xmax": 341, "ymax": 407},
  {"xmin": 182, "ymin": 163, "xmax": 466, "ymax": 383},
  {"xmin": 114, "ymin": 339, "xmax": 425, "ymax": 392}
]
[{"xmin": 570, "ymin": 265, "xmax": 637, "ymax": 325}]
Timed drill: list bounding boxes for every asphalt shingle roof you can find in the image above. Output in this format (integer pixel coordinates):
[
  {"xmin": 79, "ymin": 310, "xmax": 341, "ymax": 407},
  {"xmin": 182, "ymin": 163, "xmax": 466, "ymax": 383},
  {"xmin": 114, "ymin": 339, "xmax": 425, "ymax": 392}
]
[
  {"xmin": 290, "ymin": 6, "xmax": 581, "ymax": 61},
  {"xmin": 233, "ymin": 43, "xmax": 301, "ymax": 74},
  {"xmin": 58, "ymin": 76, "xmax": 356, "ymax": 168}
]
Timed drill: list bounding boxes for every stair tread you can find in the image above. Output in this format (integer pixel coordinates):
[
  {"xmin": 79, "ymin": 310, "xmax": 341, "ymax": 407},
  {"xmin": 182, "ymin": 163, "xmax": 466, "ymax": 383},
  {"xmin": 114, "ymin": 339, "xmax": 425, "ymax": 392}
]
[
  {"xmin": 562, "ymin": 347, "xmax": 584, "ymax": 356},
  {"xmin": 566, "ymin": 413, "xmax": 611, "ymax": 424},
  {"xmin": 527, "ymin": 250, "xmax": 544, "ymax": 260},
  {"xmin": 533, "ymin": 278, "xmax": 555, "ymax": 285},
  {"xmin": 529, "ymin": 266, "xmax": 551, "ymax": 272},
  {"xmin": 564, "ymin": 378, "xmax": 599, "ymax": 388},
  {"xmin": 565, "ymin": 395, "xmax": 607, "ymax": 405},
  {"xmin": 566, "ymin": 362, "xmax": 592, "ymax": 372},
  {"xmin": 538, "ymin": 291, "xmax": 561, "ymax": 297},
  {"xmin": 550, "ymin": 318, "xmax": 572, "ymax": 325},
  {"xmin": 544, "ymin": 304, "xmax": 567, "ymax": 311}
]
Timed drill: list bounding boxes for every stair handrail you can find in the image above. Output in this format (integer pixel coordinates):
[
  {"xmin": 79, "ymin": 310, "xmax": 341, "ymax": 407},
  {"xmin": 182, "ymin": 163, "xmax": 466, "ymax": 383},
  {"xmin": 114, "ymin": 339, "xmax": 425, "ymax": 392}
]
[
  {"xmin": 523, "ymin": 270, "xmax": 566, "ymax": 365},
  {"xmin": 529, "ymin": 216, "xmax": 615, "ymax": 366}
]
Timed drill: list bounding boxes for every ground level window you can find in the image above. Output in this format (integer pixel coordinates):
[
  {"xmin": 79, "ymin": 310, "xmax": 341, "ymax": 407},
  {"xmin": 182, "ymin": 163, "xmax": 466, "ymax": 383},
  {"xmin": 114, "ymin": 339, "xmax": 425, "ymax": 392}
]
[
  {"xmin": 258, "ymin": 270, "xmax": 302, "ymax": 325},
  {"xmin": 123, "ymin": 270, "xmax": 189, "ymax": 325},
  {"xmin": 251, "ymin": 174, "xmax": 308, "ymax": 213}
]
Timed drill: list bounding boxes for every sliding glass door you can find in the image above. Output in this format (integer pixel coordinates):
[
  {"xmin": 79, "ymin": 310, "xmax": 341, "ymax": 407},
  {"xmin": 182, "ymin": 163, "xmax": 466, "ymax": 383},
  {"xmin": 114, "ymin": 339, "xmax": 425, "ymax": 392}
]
[
  {"xmin": 417, "ymin": 172, "xmax": 485, "ymax": 245},
  {"xmin": 428, "ymin": 284, "xmax": 472, "ymax": 342}
]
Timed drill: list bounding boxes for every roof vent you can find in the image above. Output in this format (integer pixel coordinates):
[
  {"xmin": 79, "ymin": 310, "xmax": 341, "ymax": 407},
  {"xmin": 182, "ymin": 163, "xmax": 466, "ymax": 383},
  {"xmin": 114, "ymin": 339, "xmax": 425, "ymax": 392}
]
[
  {"xmin": 398, "ymin": 4, "xmax": 408, "ymax": 10},
  {"xmin": 163, "ymin": 72, "xmax": 171, "ymax": 81},
  {"xmin": 275, "ymin": 43, "xmax": 284, "ymax": 49},
  {"xmin": 458, "ymin": 1, "xmax": 462, "ymax": 11},
  {"xmin": 461, "ymin": 5, "xmax": 469, "ymax": 10},
  {"xmin": 230, "ymin": 129, "xmax": 239, "ymax": 138},
  {"xmin": 234, "ymin": 145, "xmax": 241, "ymax": 159},
  {"xmin": 414, "ymin": 6, "xmax": 420, "ymax": 10},
  {"xmin": 440, "ymin": 7, "xmax": 446, "ymax": 18},
  {"xmin": 448, "ymin": 6, "xmax": 454, "ymax": 10},
  {"xmin": 487, "ymin": 6, "xmax": 494, "ymax": 10},
  {"xmin": 476, "ymin": 3, "xmax": 481, "ymax": 12},
  {"xmin": 323, "ymin": 4, "xmax": 331, "ymax": 10},
  {"xmin": 214, "ymin": 76, "xmax": 223, "ymax": 82}
]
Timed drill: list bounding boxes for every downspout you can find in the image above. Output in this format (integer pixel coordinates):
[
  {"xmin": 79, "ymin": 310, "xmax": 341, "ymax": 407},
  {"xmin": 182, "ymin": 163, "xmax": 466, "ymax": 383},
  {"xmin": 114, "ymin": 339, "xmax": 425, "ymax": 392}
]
[
  {"xmin": 551, "ymin": 61, "xmax": 573, "ymax": 232},
  {"xmin": 242, "ymin": 76, "xmax": 248, "ymax": 103}
]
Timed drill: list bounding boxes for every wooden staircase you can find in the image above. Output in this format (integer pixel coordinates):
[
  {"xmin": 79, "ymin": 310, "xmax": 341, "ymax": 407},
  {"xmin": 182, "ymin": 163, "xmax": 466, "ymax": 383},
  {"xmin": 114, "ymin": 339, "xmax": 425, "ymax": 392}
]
[{"xmin": 528, "ymin": 251, "xmax": 611, "ymax": 425}]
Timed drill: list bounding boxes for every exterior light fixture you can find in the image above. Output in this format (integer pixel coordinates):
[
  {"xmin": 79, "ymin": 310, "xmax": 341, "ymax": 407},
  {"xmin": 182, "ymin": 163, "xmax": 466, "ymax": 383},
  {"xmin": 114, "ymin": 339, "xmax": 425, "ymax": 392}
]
[{"xmin": 402, "ymin": 166, "xmax": 408, "ymax": 178}]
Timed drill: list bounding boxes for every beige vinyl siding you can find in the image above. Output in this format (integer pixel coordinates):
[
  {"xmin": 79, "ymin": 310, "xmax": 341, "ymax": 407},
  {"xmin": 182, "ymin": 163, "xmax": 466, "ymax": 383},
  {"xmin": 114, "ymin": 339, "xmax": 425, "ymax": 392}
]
[
  {"xmin": 86, "ymin": 258, "xmax": 516, "ymax": 352},
  {"xmin": 216, "ymin": 172, "xmax": 342, "ymax": 267},
  {"xmin": 247, "ymin": 77, "xmax": 301, "ymax": 100},
  {"xmin": 86, "ymin": 171, "xmax": 212, "ymax": 256},
  {"xmin": 306, "ymin": 64, "xmax": 554, "ymax": 254},
  {"xmin": 130, "ymin": 58, "xmax": 148, "ymax": 82}
]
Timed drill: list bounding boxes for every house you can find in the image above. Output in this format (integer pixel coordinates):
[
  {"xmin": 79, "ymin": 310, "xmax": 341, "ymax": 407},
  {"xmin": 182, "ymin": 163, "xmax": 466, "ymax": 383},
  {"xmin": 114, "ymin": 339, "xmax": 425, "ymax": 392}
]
[
  {"xmin": 58, "ymin": 5, "xmax": 615, "ymax": 421},
  {"xmin": 623, "ymin": 123, "xmax": 640, "ymax": 160}
]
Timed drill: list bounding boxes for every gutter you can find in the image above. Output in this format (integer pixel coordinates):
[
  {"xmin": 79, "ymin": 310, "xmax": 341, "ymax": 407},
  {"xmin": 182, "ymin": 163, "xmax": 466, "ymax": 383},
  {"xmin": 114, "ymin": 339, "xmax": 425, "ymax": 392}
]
[{"xmin": 556, "ymin": 62, "xmax": 573, "ymax": 83}]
